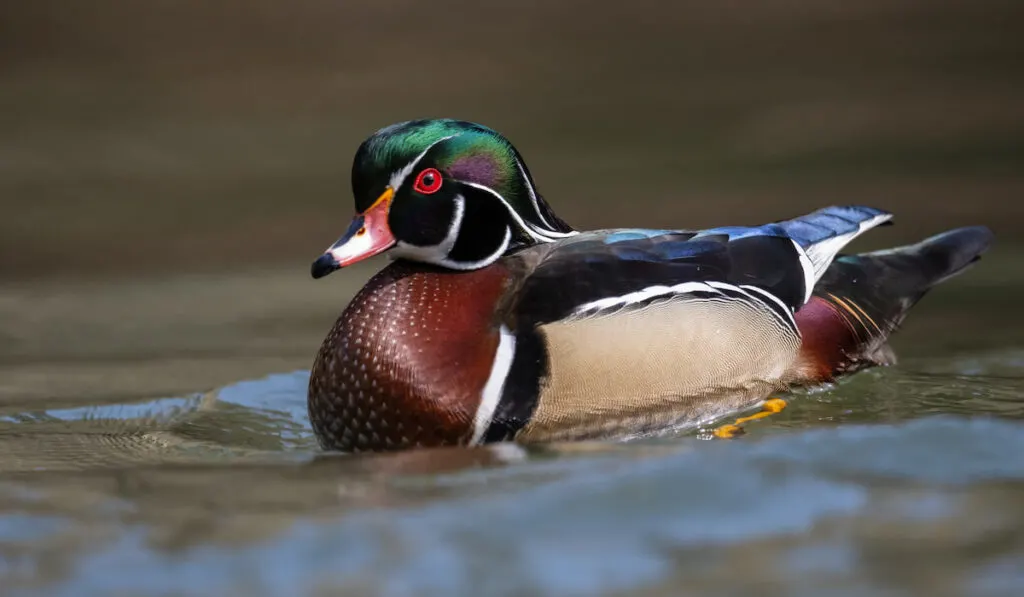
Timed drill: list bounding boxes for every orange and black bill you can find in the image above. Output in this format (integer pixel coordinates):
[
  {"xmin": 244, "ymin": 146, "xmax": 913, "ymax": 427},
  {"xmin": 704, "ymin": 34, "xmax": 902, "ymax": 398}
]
[{"xmin": 311, "ymin": 187, "xmax": 396, "ymax": 279}]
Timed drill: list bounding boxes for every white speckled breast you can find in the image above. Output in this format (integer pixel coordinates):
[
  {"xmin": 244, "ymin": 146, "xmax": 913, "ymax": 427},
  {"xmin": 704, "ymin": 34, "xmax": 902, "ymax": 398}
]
[{"xmin": 307, "ymin": 261, "xmax": 509, "ymax": 452}]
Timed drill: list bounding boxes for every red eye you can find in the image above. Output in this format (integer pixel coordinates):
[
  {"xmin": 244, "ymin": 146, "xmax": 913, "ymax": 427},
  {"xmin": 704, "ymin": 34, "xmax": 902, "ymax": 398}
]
[{"xmin": 413, "ymin": 168, "xmax": 443, "ymax": 194}]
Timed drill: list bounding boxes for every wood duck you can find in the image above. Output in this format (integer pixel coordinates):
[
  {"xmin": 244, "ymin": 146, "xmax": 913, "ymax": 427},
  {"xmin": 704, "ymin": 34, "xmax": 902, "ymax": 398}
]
[{"xmin": 307, "ymin": 119, "xmax": 993, "ymax": 453}]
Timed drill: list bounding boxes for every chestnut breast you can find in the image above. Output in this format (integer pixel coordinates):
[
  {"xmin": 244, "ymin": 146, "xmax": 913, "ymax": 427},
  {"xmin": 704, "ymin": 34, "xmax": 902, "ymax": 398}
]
[{"xmin": 308, "ymin": 261, "xmax": 510, "ymax": 452}]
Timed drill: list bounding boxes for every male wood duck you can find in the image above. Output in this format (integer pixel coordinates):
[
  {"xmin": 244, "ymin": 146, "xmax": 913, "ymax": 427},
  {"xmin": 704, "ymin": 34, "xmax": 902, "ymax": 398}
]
[{"xmin": 308, "ymin": 119, "xmax": 993, "ymax": 453}]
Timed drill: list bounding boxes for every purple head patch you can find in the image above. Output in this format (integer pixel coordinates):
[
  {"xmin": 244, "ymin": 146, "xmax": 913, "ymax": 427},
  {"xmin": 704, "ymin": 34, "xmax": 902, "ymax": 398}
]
[{"xmin": 446, "ymin": 154, "xmax": 503, "ymax": 188}]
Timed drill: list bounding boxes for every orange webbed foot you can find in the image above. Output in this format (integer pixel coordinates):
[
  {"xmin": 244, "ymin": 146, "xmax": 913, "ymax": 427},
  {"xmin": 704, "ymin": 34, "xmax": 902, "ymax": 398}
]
[{"xmin": 711, "ymin": 398, "xmax": 788, "ymax": 439}]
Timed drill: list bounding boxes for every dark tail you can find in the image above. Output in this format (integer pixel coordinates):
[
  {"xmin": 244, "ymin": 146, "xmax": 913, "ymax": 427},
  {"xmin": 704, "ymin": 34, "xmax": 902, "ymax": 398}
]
[{"xmin": 793, "ymin": 226, "xmax": 993, "ymax": 381}]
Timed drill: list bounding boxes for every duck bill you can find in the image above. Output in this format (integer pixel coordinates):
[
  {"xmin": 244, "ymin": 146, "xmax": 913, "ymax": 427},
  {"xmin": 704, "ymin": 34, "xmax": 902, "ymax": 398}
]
[{"xmin": 311, "ymin": 187, "xmax": 396, "ymax": 279}]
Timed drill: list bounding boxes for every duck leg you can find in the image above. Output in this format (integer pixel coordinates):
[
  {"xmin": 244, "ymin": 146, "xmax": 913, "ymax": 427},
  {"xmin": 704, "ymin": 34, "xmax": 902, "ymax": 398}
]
[
  {"xmin": 713, "ymin": 226, "xmax": 993, "ymax": 440},
  {"xmin": 712, "ymin": 398, "xmax": 788, "ymax": 438}
]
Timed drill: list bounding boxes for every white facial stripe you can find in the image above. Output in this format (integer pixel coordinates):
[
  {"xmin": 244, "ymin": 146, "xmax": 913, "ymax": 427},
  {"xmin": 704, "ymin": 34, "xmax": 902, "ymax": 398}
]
[
  {"xmin": 389, "ymin": 193, "xmax": 513, "ymax": 270},
  {"xmin": 444, "ymin": 194, "xmax": 466, "ymax": 255},
  {"xmin": 470, "ymin": 324, "xmax": 516, "ymax": 446},
  {"xmin": 438, "ymin": 226, "xmax": 511, "ymax": 270},
  {"xmin": 390, "ymin": 193, "xmax": 465, "ymax": 262},
  {"xmin": 461, "ymin": 181, "xmax": 577, "ymax": 242},
  {"xmin": 388, "ymin": 134, "xmax": 460, "ymax": 192},
  {"xmin": 514, "ymin": 157, "xmax": 554, "ymax": 228}
]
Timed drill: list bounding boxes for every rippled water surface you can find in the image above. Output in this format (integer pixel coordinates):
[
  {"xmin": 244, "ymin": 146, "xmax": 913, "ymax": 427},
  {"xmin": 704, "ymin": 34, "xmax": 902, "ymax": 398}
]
[
  {"xmin": 4, "ymin": 2, "xmax": 1024, "ymax": 593},
  {"xmin": 3, "ymin": 318, "xmax": 1024, "ymax": 596}
]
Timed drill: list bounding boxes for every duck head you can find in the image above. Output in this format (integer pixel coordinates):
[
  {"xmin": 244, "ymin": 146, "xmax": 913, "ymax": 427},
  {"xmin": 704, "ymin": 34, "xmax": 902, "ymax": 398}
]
[{"xmin": 311, "ymin": 119, "xmax": 574, "ymax": 278}]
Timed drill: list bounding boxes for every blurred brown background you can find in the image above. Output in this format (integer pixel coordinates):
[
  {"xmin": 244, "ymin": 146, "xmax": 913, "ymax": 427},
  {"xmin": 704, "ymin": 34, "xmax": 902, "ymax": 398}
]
[
  {"xmin": 1, "ymin": 0, "xmax": 1022, "ymax": 399},
  {"xmin": 4, "ymin": 0, "xmax": 1022, "ymax": 280}
]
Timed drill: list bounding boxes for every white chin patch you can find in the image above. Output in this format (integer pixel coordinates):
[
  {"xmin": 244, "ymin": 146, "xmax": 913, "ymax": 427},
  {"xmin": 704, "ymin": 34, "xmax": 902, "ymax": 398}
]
[
  {"xmin": 390, "ymin": 194, "xmax": 511, "ymax": 270},
  {"xmin": 391, "ymin": 241, "xmax": 450, "ymax": 264},
  {"xmin": 389, "ymin": 195, "xmax": 463, "ymax": 265}
]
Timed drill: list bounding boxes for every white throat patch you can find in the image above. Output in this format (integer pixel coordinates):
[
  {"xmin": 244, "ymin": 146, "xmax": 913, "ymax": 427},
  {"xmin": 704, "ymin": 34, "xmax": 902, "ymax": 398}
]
[{"xmin": 390, "ymin": 194, "xmax": 512, "ymax": 270}]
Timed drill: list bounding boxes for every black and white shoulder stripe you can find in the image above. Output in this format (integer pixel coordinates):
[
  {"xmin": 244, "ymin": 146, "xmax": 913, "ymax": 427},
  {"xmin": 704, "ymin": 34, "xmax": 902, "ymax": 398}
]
[{"xmin": 562, "ymin": 280, "xmax": 798, "ymax": 334}]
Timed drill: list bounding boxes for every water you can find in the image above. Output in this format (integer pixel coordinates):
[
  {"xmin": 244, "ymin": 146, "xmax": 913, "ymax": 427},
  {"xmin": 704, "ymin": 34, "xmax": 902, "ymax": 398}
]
[
  {"xmin": 4, "ymin": 1, "xmax": 1024, "ymax": 593},
  {"xmin": 2, "ymin": 308, "xmax": 1024, "ymax": 595},
  {"xmin": 0, "ymin": 218, "xmax": 1021, "ymax": 597}
]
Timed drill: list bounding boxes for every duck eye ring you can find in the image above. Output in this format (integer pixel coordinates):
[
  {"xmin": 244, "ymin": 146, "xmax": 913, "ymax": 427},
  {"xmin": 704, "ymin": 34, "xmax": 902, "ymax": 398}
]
[{"xmin": 413, "ymin": 168, "xmax": 443, "ymax": 194}]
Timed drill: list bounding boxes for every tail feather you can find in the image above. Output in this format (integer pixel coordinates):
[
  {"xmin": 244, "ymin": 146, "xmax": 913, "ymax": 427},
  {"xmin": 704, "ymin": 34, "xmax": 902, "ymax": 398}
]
[
  {"xmin": 793, "ymin": 225, "xmax": 993, "ymax": 381},
  {"xmin": 859, "ymin": 225, "xmax": 994, "ymax": 289},
  {"xmin": 820, "ymin": 225, "xmax": 994, "ymax": 330}
]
